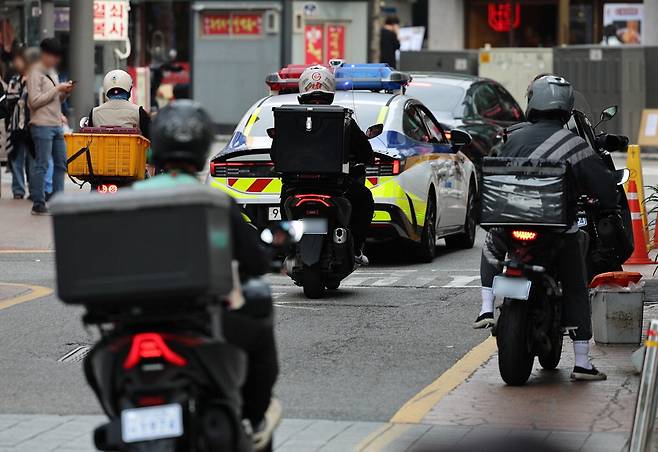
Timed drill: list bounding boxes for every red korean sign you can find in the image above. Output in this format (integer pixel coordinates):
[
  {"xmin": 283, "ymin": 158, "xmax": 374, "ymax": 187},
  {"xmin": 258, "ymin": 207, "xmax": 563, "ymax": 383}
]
[
  {"xmin": 304, "ymin": 25, "xmax": 324, "ymax": 64},
  {"xmin": 94, "ymin": 0, "xmax": 129, "ymax": 41},
  {"xmin": 326, "ymin": 25, "xmax": 345, "ymax": 60},
  {"xmin": 488, "ymin": 2, "xmax": 521, "ymax": 32},
  {"xmin": 202, "ymin": 12, "xmax": 263, "ymax": 36}
]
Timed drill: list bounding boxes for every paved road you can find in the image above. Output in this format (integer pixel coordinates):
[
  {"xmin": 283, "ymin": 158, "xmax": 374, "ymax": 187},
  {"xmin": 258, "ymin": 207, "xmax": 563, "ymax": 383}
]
[{"xmin": 0, "ymin": 229, "xmax": 487, "ymax": 421}]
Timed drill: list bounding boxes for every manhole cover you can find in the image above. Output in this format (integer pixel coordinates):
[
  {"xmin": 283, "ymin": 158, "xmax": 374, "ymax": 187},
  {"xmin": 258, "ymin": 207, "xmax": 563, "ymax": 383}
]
[{"xmin": 58, "ymin": 345, "xmax": 90, "ymax": 363}]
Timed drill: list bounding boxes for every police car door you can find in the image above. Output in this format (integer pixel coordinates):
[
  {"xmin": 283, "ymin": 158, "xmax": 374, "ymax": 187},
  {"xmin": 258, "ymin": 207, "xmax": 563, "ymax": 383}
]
[{"xmin": 417, "ymin": 106, "xmax": 465, "ymax": 229}]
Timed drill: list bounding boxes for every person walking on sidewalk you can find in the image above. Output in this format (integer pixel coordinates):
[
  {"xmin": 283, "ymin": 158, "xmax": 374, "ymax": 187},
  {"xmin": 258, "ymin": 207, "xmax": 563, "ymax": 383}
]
[
  {"xmin": 27, "ymin": 38, "xmax": 74, "ymax": 215},
  {"xmin": 6, "ymin": 47, "xmax": 34, "ymax": 200}
]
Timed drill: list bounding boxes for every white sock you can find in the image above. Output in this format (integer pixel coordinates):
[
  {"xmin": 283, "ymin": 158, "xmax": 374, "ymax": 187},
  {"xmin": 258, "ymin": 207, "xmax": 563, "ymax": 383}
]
[
  {"xmin": 479, "ymin": 287, "xmax": 494, "ymax": 316},
  {"xmin": 573, "ymin": 340, "xmax": 593, "ymax": 369}
]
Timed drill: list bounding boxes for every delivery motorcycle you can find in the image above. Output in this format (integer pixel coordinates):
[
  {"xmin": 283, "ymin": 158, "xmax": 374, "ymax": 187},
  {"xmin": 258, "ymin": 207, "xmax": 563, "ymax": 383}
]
[
  {"xmin": 51, "ymin": 185, "xmax": 291, "ymax": 452},
  {"xmin": 269, "ymin": 105, "xmax": 382, "ymax": 299},
  {"xmin": 65, "ymin": 117, "xmax": 151, "ymax": 194}
]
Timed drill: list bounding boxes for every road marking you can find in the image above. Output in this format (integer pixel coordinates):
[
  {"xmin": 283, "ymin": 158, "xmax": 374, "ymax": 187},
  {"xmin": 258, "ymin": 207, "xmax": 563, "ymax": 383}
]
[
  {"xmin": 389, "ymin": 336, "xmax": 496, "ymax": 424},
  {"xmin": 355, "ymin": 423, "xmax": 411, "ymax": 451},
  {"xmin": 441, "ymin": 275, "xmax": 480, "ymax": 288},
  {"xmin": 342, "ymin": 277, "xmax": 371, "ymax": 287},
  {"xmin": 0, "ymin": 283, "xmax": 53, "ymax": 311},
  {"xmin": 372, "ymin": 277, "xmax": 399, "ymax": 286}
]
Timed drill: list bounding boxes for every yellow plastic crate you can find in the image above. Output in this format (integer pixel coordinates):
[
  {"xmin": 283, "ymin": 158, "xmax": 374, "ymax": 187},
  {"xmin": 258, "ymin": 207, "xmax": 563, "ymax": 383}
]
[{"xmin": 64, "ymin": 133, "xmax": 150, "ymax": 180}]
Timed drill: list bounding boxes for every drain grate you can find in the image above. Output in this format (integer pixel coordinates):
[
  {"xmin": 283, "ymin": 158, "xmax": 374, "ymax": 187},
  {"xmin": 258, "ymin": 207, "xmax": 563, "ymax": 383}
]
[{"xmin": 58, "ymin": 345, "xmax": 91, "ymax": 363}]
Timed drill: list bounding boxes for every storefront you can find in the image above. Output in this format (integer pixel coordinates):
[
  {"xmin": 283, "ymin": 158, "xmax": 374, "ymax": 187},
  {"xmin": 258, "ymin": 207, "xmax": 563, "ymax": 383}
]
[{"xmin": 463, "ymin": 0, "xmax": 643, "ymax": 48}]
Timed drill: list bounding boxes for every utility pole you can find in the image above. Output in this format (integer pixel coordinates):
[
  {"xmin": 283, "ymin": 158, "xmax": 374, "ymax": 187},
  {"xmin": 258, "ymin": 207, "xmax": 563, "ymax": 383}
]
[
  {"xmin": 69, "ymin": 0, "xmax": 94, "ymax": 124},
  {"xmin": 39, "ymin": 0, "xmax": 55, "ymax": 39},
  {"xmin": 645, "ymin": 0, "xmax": 658, "ymax": 45},
  {"xmin": 369, "ymin": 0, "xmax": 380, "ymax": 63}
]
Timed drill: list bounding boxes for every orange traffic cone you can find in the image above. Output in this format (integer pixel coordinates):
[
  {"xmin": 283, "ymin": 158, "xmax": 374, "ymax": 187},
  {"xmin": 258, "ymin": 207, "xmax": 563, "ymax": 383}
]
[{"xmin": 626, "ymin": 180, "xmax": 653, "ymax": 265}]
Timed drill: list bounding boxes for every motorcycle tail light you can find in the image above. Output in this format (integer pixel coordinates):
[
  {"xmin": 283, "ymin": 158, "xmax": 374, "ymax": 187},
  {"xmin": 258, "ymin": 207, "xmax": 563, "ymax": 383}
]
[
  {"xmin": 504, "ymin": 267, "xmax": 523, "ymax": 277},
  {"xmin": 123, "ymin": 333, "xmax": 187, "ymax": 369},
  {"xmin": 511, "ymin": 230, "xmax": 538, "ymax": 241}
]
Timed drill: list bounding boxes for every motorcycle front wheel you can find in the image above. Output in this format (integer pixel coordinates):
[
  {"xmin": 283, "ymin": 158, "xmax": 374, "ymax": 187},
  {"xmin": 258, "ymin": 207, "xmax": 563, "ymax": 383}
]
[{"xmin": 496, "ymin": 301, "xmax": 534, "ymax": 386}]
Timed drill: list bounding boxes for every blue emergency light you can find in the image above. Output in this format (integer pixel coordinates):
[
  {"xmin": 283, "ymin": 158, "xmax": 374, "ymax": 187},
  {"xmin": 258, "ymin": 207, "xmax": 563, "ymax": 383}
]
[{"xmin": 265, "ymin": 62, "xmax": 411, "ymax": 93}]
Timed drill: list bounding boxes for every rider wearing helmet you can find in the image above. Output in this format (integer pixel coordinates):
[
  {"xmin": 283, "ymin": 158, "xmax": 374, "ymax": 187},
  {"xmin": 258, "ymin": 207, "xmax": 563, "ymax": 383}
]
[
  {"xmin": 291, "ymin": 65, "xmax": 375, "ymax": 265},
  {"xmin": 133, "ymin": 100, "xmax": 281, "ymax": 449},
  {"xmin": 88, "ymin": 69, "xmax": 151, "ymax": 138},
  {"xmin": 474, "ymin": 75, "xmax": 617, "ymax": 381}
]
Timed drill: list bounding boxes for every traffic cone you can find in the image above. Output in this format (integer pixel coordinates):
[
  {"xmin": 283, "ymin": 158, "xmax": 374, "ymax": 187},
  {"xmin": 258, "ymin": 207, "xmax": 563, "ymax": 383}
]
[{"xmin": 625, "ymin": 180, "xmax": 654, "ymax": 265}]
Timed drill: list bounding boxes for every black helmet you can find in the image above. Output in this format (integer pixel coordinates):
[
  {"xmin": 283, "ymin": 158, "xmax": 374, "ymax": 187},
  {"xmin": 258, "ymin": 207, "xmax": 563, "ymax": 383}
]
[
  {"xmin": 526, "ymin": 75, "xmax": 574, "ymax": 123},
  {"xmin": 151, "ymin": 100, "xmax": 214, "ymax": 172}
]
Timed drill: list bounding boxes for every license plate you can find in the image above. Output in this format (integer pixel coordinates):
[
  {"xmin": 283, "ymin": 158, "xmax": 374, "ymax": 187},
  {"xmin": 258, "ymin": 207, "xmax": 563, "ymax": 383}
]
[
  {"xmin": 577, "ymin": 215, "xmax": 588, "ymax": 227},
  {"xmin": 121, "ymin": 404, "xmax": 183, "ymax": 443},
  {"xmin": 268, "ymin": 206, "xmax": 282, "ymax": 221},
  {"xmin": 492, "ymin": 275, "xmax": 532, "ymax": 300}
]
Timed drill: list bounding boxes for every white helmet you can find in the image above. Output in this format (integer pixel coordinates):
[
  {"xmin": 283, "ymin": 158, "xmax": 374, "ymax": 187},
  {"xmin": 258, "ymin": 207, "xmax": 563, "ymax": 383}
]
[
  {"xmin": 298, "ymin": 65, "xmax": 335, "ymax": 97},
  {"xmin": 103, "ymin": 69, "xmax": 133, "ymax": 97}
]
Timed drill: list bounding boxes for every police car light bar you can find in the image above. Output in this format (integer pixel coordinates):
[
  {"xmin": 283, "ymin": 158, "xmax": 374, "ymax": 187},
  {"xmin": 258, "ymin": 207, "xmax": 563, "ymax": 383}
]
[{"xmin": 265, "ymin": 63, "xmax": 411, "ymax": 94}]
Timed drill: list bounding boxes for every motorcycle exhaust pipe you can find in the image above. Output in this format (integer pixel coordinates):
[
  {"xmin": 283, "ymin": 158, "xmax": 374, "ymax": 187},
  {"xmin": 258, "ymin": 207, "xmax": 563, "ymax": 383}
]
[{"xmin": 333, "ymin": 228, "xmax": 348, "ymax": 244}]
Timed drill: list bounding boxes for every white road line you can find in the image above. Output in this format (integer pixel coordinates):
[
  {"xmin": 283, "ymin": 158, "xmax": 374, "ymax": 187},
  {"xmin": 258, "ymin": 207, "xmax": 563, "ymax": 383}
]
[
  {"xmin": 342, "ymin": 277, "xmax": 372, "ymax": 286},
  {"xmin": 441, "ymin": 275, "xmax": 481, "ymax": 288},
  {"xmin": 414, "ymin": 277, "xmax": 436, "ymax": 287},
  {"xmin": 372, "ymin": 278, "xmax": 399, "ymax": 286}
]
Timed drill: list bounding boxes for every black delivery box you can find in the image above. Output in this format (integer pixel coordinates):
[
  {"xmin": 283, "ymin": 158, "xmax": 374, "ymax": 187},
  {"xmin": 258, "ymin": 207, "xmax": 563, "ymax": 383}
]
[
  {"xmin": 271, "ymin": 105, "xmax": 351, "ymax": 174},
  {"xmin": 480, "ymin": 157, "xmax": 573, "ymax": 228},
  {"xmin": 51, "ymin": 184, "xmax": 233, "ymax": 307}
]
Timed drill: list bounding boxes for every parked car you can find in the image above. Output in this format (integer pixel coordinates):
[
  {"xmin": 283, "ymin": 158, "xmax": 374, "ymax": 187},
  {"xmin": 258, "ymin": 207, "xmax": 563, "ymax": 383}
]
[{"xmin": 405, "ymin": 72, "xmax": 525, "ymax": 173}]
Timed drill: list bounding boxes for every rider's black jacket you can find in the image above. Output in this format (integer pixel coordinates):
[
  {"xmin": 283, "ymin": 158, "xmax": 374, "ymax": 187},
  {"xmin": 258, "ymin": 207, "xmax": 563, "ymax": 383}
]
[
  {"xmin": 502, "ymin": 119, "xmax": 618, "ymax": 211},
  {"xmin": 230, "ymin": 200, "xmax": 270, "ymax": 279},
  {"xmin": 348, "ymin": 120, "xmax": 374, "ymax": 166}
]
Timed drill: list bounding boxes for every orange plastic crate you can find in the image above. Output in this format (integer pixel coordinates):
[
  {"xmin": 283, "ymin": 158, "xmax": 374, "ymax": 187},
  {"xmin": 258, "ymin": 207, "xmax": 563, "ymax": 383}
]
[{"xmin": 64, "ymin": 133, "xmax": 150, "ymax": 179}]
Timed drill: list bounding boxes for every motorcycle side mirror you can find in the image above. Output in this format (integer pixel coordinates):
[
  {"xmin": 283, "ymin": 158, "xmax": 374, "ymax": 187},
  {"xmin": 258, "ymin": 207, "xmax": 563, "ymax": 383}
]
[
  {"xmin": 600, "ymin": 106, "xmax": 618, "ymax": 122},
  {"xmin": 365, "ymin": 124, "xmax": 384, "ymax": 139},
  {"xmin": 450, "ymin": 129, "xmax": 472, "ymax": 147},
  {"xmin": 79, "ymin": 116, "xmax": 89, "ymax": 128},
  {"xmin": 260, "ymin": 221, "xmax": 304, "ymax": 247},
  {"xmin": 616, "ymin": 168, "xmax": 630, "ymax": 186},
  {"xmin": 266, "ymin": 128, "xmax": 276, "ymax": 139}
]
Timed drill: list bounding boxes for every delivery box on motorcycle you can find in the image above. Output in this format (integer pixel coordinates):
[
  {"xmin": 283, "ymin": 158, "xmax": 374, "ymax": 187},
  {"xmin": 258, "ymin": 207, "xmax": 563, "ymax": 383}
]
[
  {"xmin": 480, "ymin": 157, "xmax": 573, "ymax": 228},
  {"xmin": 51, "ymin": 184, "xmax": 233, "ymax": 307},
  {"xmin": 271, "ymin": 105, "xmax": 351, "ymax": 174}
]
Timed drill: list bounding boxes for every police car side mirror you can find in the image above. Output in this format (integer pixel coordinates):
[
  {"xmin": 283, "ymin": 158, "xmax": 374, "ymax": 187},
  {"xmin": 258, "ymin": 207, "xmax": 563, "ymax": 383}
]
[
  {"xmin": 266, "ymin": 128, "xmax": 276, "ymax": 139},
  {"xmin": 365, "ymin": 124, "xmax": 384, "ymax": 139},
  {"xmin": 79, "ymin": 116, "xmax": 89, "ymax": 129},
  {"xmin": 450, "ymin": 129, "xmax": 472, "ymax": 147}
]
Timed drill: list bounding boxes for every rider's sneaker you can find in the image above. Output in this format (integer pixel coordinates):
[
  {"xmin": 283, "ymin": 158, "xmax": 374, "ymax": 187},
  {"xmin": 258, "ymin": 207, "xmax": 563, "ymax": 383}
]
[
  {"xmin": 355, "ymin": 253, "xmax": 370, "ymax": 266},
  {"xmin": 571, "ymin": 365, "xmax": 607, "ymax": 381},
  {"xmin": 253, "ymin": 398, "xmax": 282, "ymax": 451},
  {"xmin": 473, "ymin": 312, "xmax": 495, "ymax": 329}
]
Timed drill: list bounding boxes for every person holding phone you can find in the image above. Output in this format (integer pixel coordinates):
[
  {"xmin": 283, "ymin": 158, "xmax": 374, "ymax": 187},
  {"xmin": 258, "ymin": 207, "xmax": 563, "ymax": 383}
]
[{"xmin": 27, "ymin": 38, "xmax": 74, "ymax": 215}]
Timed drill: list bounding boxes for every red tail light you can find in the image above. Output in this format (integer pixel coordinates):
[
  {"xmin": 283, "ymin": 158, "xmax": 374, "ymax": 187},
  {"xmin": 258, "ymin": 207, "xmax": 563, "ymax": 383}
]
[
  {"xmin": 294, "ymin": 194, "xmax": 331, "ymax": 207},
  {"xmin": 366, "ymin": 158, "xmax": 403, "ymax": 177},
  {"xmin": 96, "ymin": 184, "xmax": 118, "ymax": 194},
  {"xmin": 511, "ymin": 230, "xmax": 538, "ymax": 241},
  {"xmin": 504, "ymin": 267, "xmax": 524, "ymax": 277},
  {"xmin": 123, "ymin": 333, "xmax": 187, "ymax": 369}
]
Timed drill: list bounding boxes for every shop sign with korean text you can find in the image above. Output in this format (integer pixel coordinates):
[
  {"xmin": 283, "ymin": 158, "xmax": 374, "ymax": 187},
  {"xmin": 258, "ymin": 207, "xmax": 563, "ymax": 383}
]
[
  {"xmin": 202, "ymin": 12, "xmax": 263, "ymax": 36},
  {"xmin": 94, "ymin": 0, "xmax": 129, "ymax": 41}
]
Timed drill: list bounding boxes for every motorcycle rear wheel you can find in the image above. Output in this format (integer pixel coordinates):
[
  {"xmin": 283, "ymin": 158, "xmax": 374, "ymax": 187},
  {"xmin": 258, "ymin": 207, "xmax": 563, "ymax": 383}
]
[
  {"xmin": 497, "ymin": 301, "xmax": 534, "ymax": 386},
  {"xmin": 303, "ymin": 265, "xmax": 325, "ymax": 299}
]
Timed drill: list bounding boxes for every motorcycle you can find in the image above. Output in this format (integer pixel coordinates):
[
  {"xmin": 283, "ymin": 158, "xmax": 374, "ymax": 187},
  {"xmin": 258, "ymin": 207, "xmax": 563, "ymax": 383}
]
[
  {"xmin": 269, "ymin": 106, "xmax": 383, "ymax": 299},
  {"xmin": 489, "ymin": 106, "xmax": 633, "ymax": 386},
  {"xmin": 52, "ymin": 184, "xmax": 295, "ymax": 451},
  {"xmin": 66, "ymin": 117, "xmax": 151, "ymax": 194}
]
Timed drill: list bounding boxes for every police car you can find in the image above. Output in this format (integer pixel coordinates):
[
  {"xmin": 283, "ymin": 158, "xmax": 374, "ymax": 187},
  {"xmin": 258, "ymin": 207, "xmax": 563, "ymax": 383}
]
[{"xmin": 208, "ymin": 63, "xmax": 478, "ymax": 261}]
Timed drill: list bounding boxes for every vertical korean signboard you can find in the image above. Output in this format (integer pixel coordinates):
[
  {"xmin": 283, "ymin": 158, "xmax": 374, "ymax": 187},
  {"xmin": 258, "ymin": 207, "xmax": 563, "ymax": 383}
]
[
  {"xmin": 94, "ymin": 0, "xmax": 129, "ymax": 41},
  {"xmin": 326, "ymin": 25, "xmax": 345, "ymax": 60},
  {"xmin": 304, "ymin": 25, "xmax": 324, "ymax": 64}
]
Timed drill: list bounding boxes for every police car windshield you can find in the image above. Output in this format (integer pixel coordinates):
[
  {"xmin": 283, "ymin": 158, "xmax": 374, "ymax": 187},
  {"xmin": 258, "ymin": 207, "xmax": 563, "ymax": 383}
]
[{"xmin": 405, "ymin": 82, "xmax": 465, "ymax": 118}]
